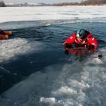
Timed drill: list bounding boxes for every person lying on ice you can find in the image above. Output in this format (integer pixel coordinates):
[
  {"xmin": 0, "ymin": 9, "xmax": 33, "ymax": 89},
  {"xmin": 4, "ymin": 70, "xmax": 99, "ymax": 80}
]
[{"xmin": 64, "ymin": 29, "xmax": 98, "ymax": 56}]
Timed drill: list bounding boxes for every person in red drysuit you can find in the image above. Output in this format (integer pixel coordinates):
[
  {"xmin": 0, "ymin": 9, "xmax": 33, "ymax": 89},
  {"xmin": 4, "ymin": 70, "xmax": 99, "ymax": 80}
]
[
  {"xmin": 64, "ymin": 29, "xmax": 98, "ymax": 56},
  {"xmin": 0, "ymin": 29, "xmax": 12, "ymax": 40}
]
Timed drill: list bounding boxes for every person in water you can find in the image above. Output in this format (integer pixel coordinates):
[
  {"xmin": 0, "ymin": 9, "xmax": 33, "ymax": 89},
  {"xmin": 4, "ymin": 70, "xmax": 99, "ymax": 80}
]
[
  {"xmin": 64, "ymin": 29, "xmax": 98, "ymax": 55},
  {"xmin": 0, "ymin": 29, "xmax": 12, "ymax": 40}
]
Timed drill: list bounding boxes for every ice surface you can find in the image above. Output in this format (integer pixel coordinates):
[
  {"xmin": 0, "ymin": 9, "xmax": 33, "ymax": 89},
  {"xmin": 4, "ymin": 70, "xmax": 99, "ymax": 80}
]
[
  {"xmin": 0, "ymin": 38, "xmax": 44, "ymax": 63},
  {"xmin": 0, "ymin": 54, "xmax": 106, "ymax": 106},
  {"xmin": 0, "ymin": 6, "xmax": 106, "ymax": 23}
]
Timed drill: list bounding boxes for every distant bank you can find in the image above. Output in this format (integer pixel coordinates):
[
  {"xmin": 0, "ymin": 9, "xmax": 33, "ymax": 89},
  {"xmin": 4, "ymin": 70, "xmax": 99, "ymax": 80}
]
[{"xmin": 0, "ymin": 0, "xmax": 106, "ymax": 7}]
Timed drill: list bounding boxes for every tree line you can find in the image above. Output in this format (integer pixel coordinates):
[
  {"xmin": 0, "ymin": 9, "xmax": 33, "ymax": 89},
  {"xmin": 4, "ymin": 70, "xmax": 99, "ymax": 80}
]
[
  {"xmin": 81, "ymin": 0, "xmax": 106, "ymax": 5},
  {"xmin": 0, "ymin": 1, "xmax": 6, "ymax": 7},
  {"xmin": 0, "ymin": 0, "xmax": 106, "ymax": 7},
  {"xmin": 50, "ymin": 0, "xmax": 106, "ymax": 6}
]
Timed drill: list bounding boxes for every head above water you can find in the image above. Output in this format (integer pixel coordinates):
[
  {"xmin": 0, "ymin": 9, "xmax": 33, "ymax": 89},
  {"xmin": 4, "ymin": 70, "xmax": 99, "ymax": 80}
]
[{"xmin": 76, "ymin": 29, "xmax": 88, "ymax": 39}]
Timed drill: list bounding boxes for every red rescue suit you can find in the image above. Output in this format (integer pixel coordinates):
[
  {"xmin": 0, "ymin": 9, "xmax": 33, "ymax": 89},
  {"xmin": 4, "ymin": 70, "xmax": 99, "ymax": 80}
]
[
  {"xmin": 64, "ymin": 32, "xmax": 98, "ymax": 51},
  {"xmin": 0, "ymin": 31, "xmax": 12, "ymax": 40}
]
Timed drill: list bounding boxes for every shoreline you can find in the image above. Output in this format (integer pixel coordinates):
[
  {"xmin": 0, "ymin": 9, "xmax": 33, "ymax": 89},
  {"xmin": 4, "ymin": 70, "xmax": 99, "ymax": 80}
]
[{"xmin": 0, "ymin": 4, "xmax": 106, "ymax": 7}]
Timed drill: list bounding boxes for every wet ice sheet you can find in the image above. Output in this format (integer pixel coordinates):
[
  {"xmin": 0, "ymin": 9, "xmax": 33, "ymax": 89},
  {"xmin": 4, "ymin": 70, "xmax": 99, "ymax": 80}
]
[
  {"xmin": 0, "ymin": 38, "xmax": 44, "ymax": 63},
  {"xmin": 0, "ymin": 48, "xmax": 106, "ymax": 106}
]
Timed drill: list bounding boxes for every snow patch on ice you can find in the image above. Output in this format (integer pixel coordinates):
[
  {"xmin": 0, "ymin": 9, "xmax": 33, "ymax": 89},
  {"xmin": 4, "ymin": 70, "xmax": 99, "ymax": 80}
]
[{"xmin": 0, "ymin": 38, "xmax": 44, "ymax": 62}]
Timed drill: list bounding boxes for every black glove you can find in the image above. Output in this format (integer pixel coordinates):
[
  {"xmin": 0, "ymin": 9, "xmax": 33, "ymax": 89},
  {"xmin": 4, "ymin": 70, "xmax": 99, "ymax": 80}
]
[{"xmin": 98, "ymin": 54, "xmax": 102, "ymax": 59}]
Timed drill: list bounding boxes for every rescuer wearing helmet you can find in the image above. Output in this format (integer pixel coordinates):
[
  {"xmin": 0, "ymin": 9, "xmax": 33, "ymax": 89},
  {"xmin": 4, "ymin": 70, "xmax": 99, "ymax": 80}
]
[{"xmin": 64, "ymin": 29, "xmax": 98, "ymax": 55}]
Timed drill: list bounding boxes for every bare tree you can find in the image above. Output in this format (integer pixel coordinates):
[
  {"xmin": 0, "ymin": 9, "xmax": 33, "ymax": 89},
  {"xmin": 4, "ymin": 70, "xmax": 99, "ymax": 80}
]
[
  {"xmin": 0, "ymin": 1, "xmax": 6, "ymax": 7},
  {"xmin": 81, "ymin": 0, "xmax": 106, "ymax": 5}
]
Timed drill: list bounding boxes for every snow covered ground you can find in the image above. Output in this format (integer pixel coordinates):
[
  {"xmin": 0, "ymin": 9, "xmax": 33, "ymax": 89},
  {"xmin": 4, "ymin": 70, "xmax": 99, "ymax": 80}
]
[{"xmin": 0, "ymin": 6, "xmax": 106, "ymax": 23}]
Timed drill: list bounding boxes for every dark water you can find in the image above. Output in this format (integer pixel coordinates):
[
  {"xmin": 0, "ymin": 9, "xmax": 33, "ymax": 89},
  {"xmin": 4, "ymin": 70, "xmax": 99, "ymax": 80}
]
[
  {"xmin": 0, "ymin": 21, "xmax": 106, "ymax": 94},
  {"xmin": 0, "ymin": 21, "xmax": 106, "ymax": 106}
]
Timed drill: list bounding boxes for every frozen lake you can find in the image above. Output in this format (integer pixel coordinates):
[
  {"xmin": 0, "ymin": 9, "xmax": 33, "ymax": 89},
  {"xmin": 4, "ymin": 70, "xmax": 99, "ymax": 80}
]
[{"xmin": 0, "ymin": 6, "xmax": 106, "ymax": 106}]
